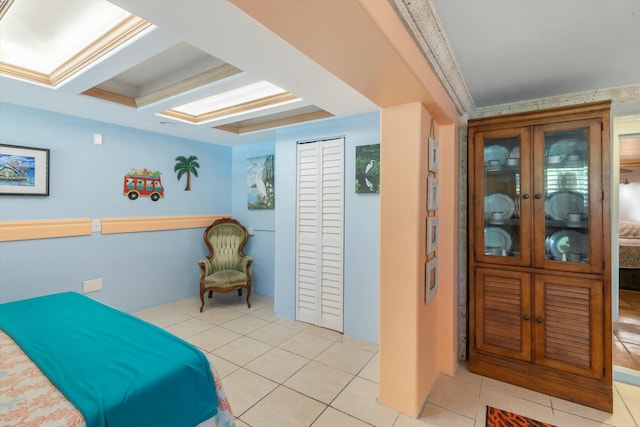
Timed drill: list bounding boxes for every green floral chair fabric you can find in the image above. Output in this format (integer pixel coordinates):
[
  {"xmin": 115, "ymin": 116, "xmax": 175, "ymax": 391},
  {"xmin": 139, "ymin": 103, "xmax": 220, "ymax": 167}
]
[{"xmin": 198, "ymin": 217, "xmax": 253, "ymax": 312}]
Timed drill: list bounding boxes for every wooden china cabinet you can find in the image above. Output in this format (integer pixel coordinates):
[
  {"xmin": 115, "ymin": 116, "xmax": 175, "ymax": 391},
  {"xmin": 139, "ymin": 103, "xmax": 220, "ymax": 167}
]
[{"xmin": 467, "ymin": 101, "xmax": 612, "ymax": 412}]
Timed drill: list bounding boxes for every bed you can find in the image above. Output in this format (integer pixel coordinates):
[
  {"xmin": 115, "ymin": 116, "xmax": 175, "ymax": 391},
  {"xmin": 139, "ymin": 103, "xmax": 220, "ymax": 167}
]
[
  {"xmin": 619, "ymin": 220, "xmax": 640, "ymax": 291},
  {"xmin": 0, "ymin": 292, "xmax": 235, "ymax": 427}
]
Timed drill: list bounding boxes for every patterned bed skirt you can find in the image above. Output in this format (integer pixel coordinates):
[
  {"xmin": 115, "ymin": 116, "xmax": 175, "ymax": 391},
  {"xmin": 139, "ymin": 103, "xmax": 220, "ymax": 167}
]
[{"xmin": 0, "ymin": 329, "xmax": 235, "ymax": 427}]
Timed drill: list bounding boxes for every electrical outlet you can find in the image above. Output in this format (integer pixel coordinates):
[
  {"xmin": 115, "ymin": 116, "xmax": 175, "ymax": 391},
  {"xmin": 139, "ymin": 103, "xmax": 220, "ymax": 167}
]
[
  {"xmin": 91, "ymin": 219, "xmax": 101, "ymax": 233},
  {"xmin": 83, "ymin": 278, "xmax": 102, "ymax": 293}
]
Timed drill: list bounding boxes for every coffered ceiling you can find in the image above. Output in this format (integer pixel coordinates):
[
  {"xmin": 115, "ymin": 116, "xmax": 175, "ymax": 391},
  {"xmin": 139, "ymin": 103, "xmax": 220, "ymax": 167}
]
[
  {"xmin": 0, "ymin": 0, "xmax": 376, "ymax": 146},
  {"xmin": 1, "ymin": 0, "xmax": 639, "ymax": 146}
]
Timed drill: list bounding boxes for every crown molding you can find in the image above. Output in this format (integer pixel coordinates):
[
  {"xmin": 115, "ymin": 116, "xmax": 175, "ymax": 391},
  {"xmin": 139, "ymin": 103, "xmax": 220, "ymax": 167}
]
[
  {"xmin": 215, "ymin": 110, "xmax": 333, "ymax": 134},
  {"xmin": 390, "ymin": 1, "xmax": 640, "ymax": 121},
  {"xmin": 472, "ymin": 83, "xmax": 640, "ymax": 119},
  {"xmin": 390, "ymin": 0, "xmax": 475, "ymax": 115},
  {"xmin": 0, "ymin": 0, "xmax": 14, "ymax": 20}
]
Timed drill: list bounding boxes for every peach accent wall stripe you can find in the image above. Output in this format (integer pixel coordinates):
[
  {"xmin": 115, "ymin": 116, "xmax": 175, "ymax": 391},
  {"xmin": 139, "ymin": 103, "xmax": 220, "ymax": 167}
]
[
  {"xmin": 100, "ymin": 214, "xmax": 229, "ymax": 234},
  {"xmin": 0, "ymin": 215, "xmax": 230, "ymax": 241},
  {"xmin": 0, "ymin": 218, "xmax": 91, "ymax": 242}
]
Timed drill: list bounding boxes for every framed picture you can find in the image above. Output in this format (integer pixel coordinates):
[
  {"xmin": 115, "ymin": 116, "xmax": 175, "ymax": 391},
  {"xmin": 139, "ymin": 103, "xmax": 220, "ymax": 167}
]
[
  {"xmin": 247, "ymin": 154, "xmax": 275, "ymax": 209},
  {"xmin": 425, "ymin": 256, "xmax": 439, "ymax": 303},
  {"xmin": 0, "ymin": 144, "xmax": 50, "ymax": 196},
  {"xmin": 426, "ymin": 216, "xmax": 439, "ymax": 254},
  {"xmin": 355, "ymin": 144, "xmax": 380, "ymax": 193},
  {"xmin": 428, "ymin": 137, "xmax": 439, "ymax": 173},
  {"xmin": 427, "ymin": 176, "xmax": 439, "ymax": 211}
]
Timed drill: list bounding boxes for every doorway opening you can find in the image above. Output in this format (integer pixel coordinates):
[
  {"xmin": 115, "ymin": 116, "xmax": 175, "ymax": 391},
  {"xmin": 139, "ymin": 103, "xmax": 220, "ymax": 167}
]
[{"xmin": 612, "ymin": 118, "xmax": 640, "ymax": 384}]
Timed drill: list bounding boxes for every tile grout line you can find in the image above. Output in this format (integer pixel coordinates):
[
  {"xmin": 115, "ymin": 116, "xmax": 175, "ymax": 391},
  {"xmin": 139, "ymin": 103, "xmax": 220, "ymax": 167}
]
[{"xmin": 147, "ymin": 296, "xmax": 640, "ymax": 427}]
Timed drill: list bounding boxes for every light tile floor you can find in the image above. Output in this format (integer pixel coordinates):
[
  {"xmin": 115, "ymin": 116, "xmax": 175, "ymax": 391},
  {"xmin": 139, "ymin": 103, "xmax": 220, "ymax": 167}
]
[{"xmin": 135, "ymin": 293, "xmax": 640, "ymax": 427}]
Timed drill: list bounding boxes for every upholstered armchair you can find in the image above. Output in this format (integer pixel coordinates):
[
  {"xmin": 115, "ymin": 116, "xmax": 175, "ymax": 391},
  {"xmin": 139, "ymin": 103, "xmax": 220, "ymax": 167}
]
[{"xmin": 198, "ymin": 218, "xmax": 253, "ymax": 312}]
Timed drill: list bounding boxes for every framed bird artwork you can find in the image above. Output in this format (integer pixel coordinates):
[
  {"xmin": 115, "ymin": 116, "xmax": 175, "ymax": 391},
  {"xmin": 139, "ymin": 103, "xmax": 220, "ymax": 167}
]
[{"xmin": 355, "ymin": 144, "xmax": 380, "ymax": 194}]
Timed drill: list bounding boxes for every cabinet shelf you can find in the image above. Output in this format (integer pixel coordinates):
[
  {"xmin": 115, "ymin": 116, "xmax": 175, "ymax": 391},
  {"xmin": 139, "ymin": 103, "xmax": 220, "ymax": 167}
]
[
  {"xmin": 545, "ymin": 219, "xmax": 587, "ymax": 228},
  {"xmin": 545, "ymin": 160, "xmax": 587, "ymax": 169},
  {"xmin": 484, "ymin": 218, "xmax": 520, "ymax": 226},
  {"xmin": 484, "ymin": 165, "xmax": 519, "ymax": 173}
]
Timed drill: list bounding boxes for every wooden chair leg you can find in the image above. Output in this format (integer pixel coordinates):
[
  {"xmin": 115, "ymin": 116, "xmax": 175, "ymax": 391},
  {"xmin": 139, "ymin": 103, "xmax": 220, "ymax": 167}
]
[
  {"xmin": 199, "ymin": 292, "xmax": 205, "ymax": 313},
  {"xmin": 246, "ymin": 286, "xmax": 251, "ymax": 308},
  {"xmin": 237, "ymin": 289, "xmax": 242, "ymax": 296},
  {"xmin": 208, "ymin": 290, "xmax": 213, "ymax": 298}
]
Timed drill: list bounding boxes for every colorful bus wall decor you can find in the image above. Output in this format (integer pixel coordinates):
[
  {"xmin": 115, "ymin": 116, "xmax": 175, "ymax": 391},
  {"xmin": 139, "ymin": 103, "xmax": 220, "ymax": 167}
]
[{"xmin": 123, "ymin": 168, "xmax": 164, "ymax": 201}]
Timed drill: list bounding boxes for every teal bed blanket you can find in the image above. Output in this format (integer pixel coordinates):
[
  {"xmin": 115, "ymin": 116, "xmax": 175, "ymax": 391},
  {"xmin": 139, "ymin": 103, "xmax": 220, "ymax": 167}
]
[{"xmin": 0, "ymin": 292, "xmax": 217, "ymax": 427}]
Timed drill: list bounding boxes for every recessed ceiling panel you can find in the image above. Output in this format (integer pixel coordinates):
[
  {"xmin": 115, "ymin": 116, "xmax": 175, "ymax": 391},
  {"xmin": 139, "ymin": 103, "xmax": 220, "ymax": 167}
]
[
  {"xmin": 214, "ymin": 105, "xmax": 332, "ymax": 134},
  {"xmin": 110, "ymin": 42, "xmax": 225, "ymax": 90}
]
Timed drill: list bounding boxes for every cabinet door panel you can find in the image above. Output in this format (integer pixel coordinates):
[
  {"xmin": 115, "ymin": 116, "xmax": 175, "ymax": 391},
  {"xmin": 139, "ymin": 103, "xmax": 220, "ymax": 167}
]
[
  {"xmin": 471, "ymin": 128, "xmax": 532, "ymax": 267},
  {"xmin": 534, "ymin": 274, "xmax": 604, "ymax": 379},
  {"xmin": 532, "ymin": 119, "xmax": 603, "ymax": 273},
  {"xmin": 475, "ymin": 268, "xmax": 532, "ymax": 361}
]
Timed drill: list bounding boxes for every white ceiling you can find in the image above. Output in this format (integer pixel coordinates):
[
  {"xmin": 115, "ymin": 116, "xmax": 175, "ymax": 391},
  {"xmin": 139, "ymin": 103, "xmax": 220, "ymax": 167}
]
[
  {"xmin": 430, "ymin": 0, "xmax": 640, "ymax": 109},
  {"xmin": 1, "ymin": 0, "xmax": 639, "ymax": 146}
]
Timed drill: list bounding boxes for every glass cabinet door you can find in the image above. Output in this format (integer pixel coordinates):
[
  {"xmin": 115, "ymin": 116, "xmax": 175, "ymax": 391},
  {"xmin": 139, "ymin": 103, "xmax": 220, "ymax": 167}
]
[
  {"xmin": 474, "ymin": 128, "xmax": 531, "ymax": 266},
  {"xmin": 533, "ymin": 119, "xmax": 603, "ymax": 273}
]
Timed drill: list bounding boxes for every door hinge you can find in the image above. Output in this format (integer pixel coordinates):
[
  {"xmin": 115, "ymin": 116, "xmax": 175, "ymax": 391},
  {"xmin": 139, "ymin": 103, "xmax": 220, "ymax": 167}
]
[
  {"xmin": 602, "ymin": 190, "xmax": 605, "ymax": 201},
  {"xmin": 601, "ymin": 122, "xmax": 604, "ymax": 132}
]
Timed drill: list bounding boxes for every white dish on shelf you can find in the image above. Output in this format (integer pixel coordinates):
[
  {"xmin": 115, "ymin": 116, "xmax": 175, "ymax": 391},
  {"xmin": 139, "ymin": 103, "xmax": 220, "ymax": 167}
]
[
  {"xmin": 484, "ymin": 145, "xmax": 509, "ymax": 166},
  {"xmin": 547, "ymin": 139, "xmax": 585, "ymax": 157},
  {"xmin": 545, "ymin": 192, "xmax": 585, "ymax": 221},
  {"xmin": 485, "ymin": 227, "xmax": 513, "ymax": 253},
  {"xmin": 484, "ymin": 193, "xmax": 516, "ymax": 219},
  {"xmin": 546, "ymin": 154, "xmax": 566, "ymax": 164},
  {"xmin": 546, "ymin": 229, "xmax": 587, "ymax": 260}
]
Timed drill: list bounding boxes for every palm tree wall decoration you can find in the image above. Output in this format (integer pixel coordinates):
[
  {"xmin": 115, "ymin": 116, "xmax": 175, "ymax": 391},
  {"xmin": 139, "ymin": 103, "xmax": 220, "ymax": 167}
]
[{"xmin": 174, "ymin": 155, "xmax": 200, "ymax": 191}]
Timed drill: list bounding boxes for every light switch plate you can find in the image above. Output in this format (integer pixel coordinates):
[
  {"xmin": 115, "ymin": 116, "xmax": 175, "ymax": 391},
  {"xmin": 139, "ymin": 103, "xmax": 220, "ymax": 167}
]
[{"xmin": 83, "ymin": 278, "xmax": 102, "ymax": 293}]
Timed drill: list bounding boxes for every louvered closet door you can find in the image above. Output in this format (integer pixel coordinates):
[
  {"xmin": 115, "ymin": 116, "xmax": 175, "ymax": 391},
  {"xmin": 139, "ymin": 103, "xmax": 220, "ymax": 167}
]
[{"xmin": 296, "ymin": 138, "xmax": 344, "ymax": 332}]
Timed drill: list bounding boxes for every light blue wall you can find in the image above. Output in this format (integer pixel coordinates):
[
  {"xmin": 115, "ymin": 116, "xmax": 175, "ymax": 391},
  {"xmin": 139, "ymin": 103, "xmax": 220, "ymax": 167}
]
[
  {"xmin": 231, "ymin": 141, "xmax": 276, "ymax": 297},
  {"xmin": 0, "ymin": 103, "xmax": 232, "ymax": 311},
  {"xmin": 273, "ymin": 112, "xmax": 381, "ymax": 343},
  {"xmin": 0, "ymin": 103, "xmax": 381, "ymax": 343}
]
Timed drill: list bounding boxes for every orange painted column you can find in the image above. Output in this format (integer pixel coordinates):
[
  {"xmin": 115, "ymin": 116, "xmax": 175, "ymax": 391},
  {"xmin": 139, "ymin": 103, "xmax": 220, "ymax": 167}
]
[
  {"xmin": 435, "ymin": 123, "xmax": 459, "ymax": 374},
  {"xmin": 379, "ymin": 103, "xmax": 458, "ymax": 415}
]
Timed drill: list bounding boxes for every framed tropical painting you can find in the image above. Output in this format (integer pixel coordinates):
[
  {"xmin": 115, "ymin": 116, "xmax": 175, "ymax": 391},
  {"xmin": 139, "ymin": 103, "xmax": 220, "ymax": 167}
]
[
  {"xmin": 247, "ymin": 154, "xmax": 274, "ymax": 209},
  {"xmin": 0, "ymin": 144, "xmax": 50, "ymax": 196}
]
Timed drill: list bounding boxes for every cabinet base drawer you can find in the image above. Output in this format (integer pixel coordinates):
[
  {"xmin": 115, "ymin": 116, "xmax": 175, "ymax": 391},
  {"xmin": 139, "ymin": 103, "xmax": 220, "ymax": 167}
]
[{"xmin": 469, "ymin": 353, "xmax": 613, "ymax": 413}]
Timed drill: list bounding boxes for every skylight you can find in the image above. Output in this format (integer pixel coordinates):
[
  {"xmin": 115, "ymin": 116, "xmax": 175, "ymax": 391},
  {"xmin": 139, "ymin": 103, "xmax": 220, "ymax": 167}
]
[
  {"xmin": 175, "ymin": 81, "xmax": 288, "ymax": 115},
  {"xmin": 157, "ymin": 81, "xmax": 302, "ymax": 125},
  {"xmin": 0, "ymin": 0, "xmax": 152, "ymax": 87}
]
